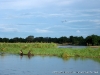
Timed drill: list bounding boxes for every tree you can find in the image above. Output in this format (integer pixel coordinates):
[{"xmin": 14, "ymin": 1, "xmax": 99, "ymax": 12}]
[
  {"xmin": 13, "ymin": 37, "xmax": 19, "ymax": 42},
  {"xmin": 91, "ymin": 35, "xmax": 99, "ymax": 45},
  {"xmin": 69, "ymin": 36, "xmax": 74, "ymax": 43},
  {"xmin": 58, "ymin": 36, "xmax": 68, "ymax": 44},
  {"xmin": 85, "ymin": 34, "xmax": 99, "ymax": 46},
  {"xmin": 2, "ymin": 38, "xmax": 9, "ymax": 42},
  {"xmin": 0, "ymin": 38, "xmax": 3, "ymax": 42},
  {"xmin": 98, "ymin": 36, "xmax": 100, "ymax": 45},
  {"xmin": 77, "ymin": 36, "xmax": 85, "ymax": 45},
  {"xmin": 26, "ymin": 35, "xmax": 34, "ymax": 42}
]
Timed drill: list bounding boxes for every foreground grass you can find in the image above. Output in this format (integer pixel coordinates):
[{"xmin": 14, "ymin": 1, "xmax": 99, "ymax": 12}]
[{"xmin": 0, "ymin": 43, "xmax": 100, "ymax": 58}]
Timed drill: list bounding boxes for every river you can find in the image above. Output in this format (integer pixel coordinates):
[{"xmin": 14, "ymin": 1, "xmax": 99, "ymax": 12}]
[
  {"xmin": 0, "ymin": 54, "xmax": 100, "ymax": 75},
  {"xmin": 58, "ymin": 45, "xmax": 87, "ymax": 48}
]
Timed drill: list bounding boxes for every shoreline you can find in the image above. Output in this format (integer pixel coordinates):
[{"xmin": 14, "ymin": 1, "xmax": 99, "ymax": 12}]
[{"xmin": 89, "ymin": 46, "xmax": 100, "ymax": 48}]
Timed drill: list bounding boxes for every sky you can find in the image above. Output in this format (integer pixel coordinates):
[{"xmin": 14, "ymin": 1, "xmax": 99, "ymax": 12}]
[{"xmin": 0, "ymin": 0, "xmax": 100, "ymax": 38}]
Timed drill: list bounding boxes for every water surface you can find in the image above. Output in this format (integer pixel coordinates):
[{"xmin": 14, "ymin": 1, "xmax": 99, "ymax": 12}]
[
  {"xmin": 0, "ymin": 54, "xmax": 100, "ymax": 75},
  {"xmin": 58, "ymin": 45, "xmax": 87, "ymax": 48}
]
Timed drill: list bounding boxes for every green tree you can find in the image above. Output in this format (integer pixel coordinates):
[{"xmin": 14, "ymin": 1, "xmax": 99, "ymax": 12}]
[
  {"xmin": 2, "ymin": 38, "xmax": 9, "ymax": 42},
  {"xmin": 85, "ymin": 34, "xmax": 99, "ymax": 46},
  {"xmin": 91, "ymin": 35, "xmax": 99, "ymax": 45},
  {"xmin": 58, "ymin": 36, "xmax": 68, "ymax": 44},
  {"xmin": 26, "ymin": 35, "xmax": 34, "ymax": 42},
  {"xmin": 0, "ymin": 38, "xmax": 3, "ymax": 42}
]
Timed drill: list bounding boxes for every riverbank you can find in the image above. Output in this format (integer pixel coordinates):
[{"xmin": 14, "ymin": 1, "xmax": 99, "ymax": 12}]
[
  {"xmin": 0, "ymin": 43, "xmax": 100, "ymax": 58},
  {"xmin": 89, "ymin": 46, "xmax": 100, "ymax": 48}
]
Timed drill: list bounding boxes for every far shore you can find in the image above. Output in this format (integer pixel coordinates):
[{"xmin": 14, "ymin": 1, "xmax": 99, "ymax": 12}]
[
  {"xmin": 57, "ymin": 44, "xmax": 100, "ymax": 48},
  {"xmin": 89, "ymin": 46, "xmax": 100, "ymax": 48}
]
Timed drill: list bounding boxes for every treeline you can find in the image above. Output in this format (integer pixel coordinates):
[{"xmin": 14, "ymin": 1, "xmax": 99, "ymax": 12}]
[{"xmin": 0, "ymin": 34, "xmax": 100, "ymax": 46}]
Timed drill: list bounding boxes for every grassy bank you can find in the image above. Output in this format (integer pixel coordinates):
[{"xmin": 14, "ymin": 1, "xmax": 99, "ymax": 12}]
[{"xmin": 0, "ymin": 43, "xmax": 100, "ymax": 58}]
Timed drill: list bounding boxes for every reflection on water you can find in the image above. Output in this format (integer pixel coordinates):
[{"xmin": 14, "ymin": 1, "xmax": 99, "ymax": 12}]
[
  {"xmin": 0, "ymin": 54, "xmax": 100, "ymax": 75},
  {"xmin": 20, "ymin": 55, "xmax": 32, "ymax": 59}
]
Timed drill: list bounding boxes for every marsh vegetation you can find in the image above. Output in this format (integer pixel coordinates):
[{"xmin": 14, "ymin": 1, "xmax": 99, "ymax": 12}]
[{"xmin": 0, "ymin": 43, "xmax": 100, "ymax": 58}]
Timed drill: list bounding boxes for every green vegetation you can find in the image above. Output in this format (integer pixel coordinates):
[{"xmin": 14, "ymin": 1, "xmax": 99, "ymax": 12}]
[
  {"xmin": 0, "ymin": 34, "xmax": 100, "ymax": 46},
  {"xmin": 0, "ymin": 43, "xmax": 57, "ymax": 54},
  {"xmin": 0, "ymin": 43, "xmax": 100, "ymax": 58}
]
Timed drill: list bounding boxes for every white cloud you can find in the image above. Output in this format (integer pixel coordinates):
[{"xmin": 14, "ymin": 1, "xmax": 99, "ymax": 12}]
[
  {"xmin": 67, "ymin": 20, "xmax": 87, "ymax": 23},
  {"xmin": 35, "ymin": 28, "xmax": 52, "ymax": 33},
  {"xmin": 1, "ymin": 11, "xmax": 64, "ymax": 20},
  {"xmin": 65, "ymin": 19, "xmax": 100, "ymax": 25},
  {"xmin": 90, "ymin": 20, "xmax": 100, "ymax": 24},
  {"xmin": 60, "ymin": 9, "xmax": 100, "ymax": 19},
  {"xmin": 0, "ymin": 0, "xmax": 36, "ymax": 9},
  {"xmin": 0, "ymin": 0, "xmax": 81, "ymax": 10},
  {"xmin": 21, "ymin": 12, "xmax": 64, "ymax": 18},
  {"xmin": 76, "ymin": 30, "xmax": 80, "ymax": 33},
  {"xmin": 0, "ymin": 0, "xmax": 38, "ymax": 9},
  {"xmin": 0, "ymin": 27, "xmax": 19, "ymax": 32},
  {"xmin": 54, "ymin": 0, "xmax": 77, "ymax": 6},
  {"xmin": 0, "ymin": 24, "xmax": 19, "ymax": 32}
]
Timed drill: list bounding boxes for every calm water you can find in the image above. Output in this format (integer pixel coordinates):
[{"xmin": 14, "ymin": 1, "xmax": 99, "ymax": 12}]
[
  {"xmin": 0, "ymin": 54, "xmax": 100, "ymax": 75},
  {"xmin": 58, "ymin": 45, "xmax": 87, "ymax": 48}
]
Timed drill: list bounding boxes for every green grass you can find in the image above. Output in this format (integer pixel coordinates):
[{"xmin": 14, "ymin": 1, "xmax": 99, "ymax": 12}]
[
  {"xmin": 0, "ymin": 43, "xmax": 100, "ymax": 58},
  {"xmin": 0, "ymin": 43, "xmax": 57, "ymax": 54}
]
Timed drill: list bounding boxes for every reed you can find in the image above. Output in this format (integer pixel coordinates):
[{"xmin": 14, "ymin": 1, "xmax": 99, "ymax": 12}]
[
  {"xmin": 0, "ymin": 43, "xmax": 57, "ymax": 54},
  {"xmin": 0, "ymin": 43, "xmax": 100, "ymax": 58}
]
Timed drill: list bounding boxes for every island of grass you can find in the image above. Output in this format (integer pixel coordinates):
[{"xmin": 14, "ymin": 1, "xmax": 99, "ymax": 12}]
[{"xmin": 0, "ymin": 43, "xmax": 100, "ymax": 58}]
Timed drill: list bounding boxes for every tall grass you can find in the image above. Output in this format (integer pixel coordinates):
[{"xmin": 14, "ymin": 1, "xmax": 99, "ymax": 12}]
[
  {"xmin": 61, "ymin": 47, "xmax": 100, "ymax": 58},
  {"xmin": 0, "ymin": 43, "xmax": 57, "ymax": 54},
  {"xmin": 0, "ymin": 43, "xmax": 100, "ymax": 58}
]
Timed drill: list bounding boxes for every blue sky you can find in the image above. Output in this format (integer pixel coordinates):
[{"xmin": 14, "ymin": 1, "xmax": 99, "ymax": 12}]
[{"xmin": 0, "ymin": 0, "xmax": 100, "ymax": 38}]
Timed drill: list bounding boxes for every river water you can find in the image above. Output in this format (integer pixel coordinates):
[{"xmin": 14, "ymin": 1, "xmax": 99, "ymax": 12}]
[
  {"xmin": 0, "ymin": 54, "xmax": 100, "ymax": 75},
  {"xmin": 58, "ymin": 45, "xmax": 87, "ymax": 48}
]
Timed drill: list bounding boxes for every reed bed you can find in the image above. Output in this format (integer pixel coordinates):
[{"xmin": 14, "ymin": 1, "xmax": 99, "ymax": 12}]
[{"xmin": 0, "ymin": 43, "xmax": 100, "ymax": 58}]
